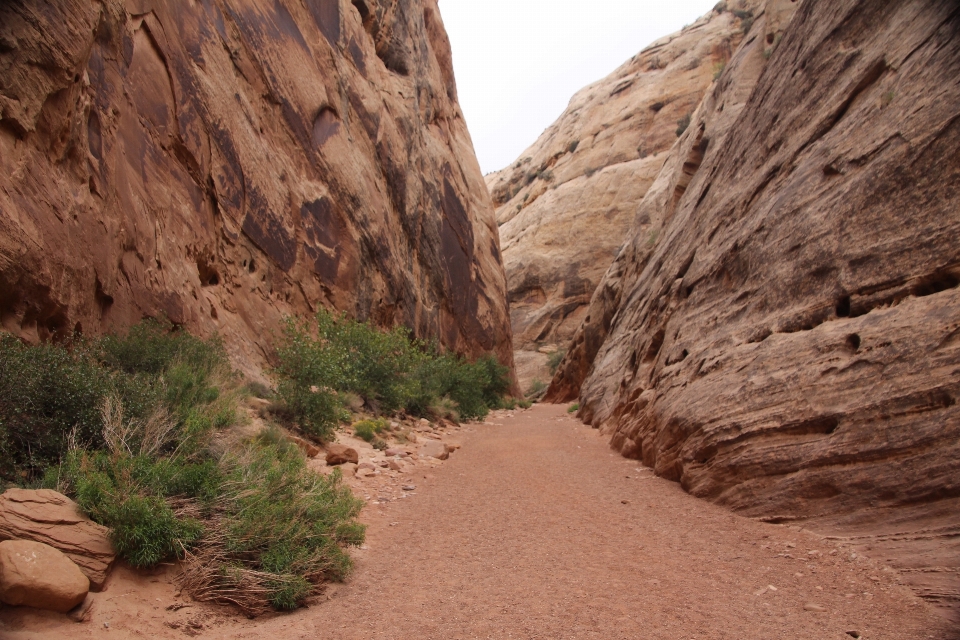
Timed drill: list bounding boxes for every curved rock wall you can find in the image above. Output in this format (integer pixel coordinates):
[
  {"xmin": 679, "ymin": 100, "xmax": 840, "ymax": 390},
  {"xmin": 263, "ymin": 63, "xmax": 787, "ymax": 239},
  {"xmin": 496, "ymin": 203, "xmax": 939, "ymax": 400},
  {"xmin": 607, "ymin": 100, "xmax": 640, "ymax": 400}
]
[
  {"xmin": 487, "ymin": 3, "xmax": 758, "ymax": 390},
  {"xmin": 552, "ymin": 0, "xmax": 960, "ymax": 614},
  {"xmin": 0, "ymin": 0, "xmax": 514, "ymax": 377}
]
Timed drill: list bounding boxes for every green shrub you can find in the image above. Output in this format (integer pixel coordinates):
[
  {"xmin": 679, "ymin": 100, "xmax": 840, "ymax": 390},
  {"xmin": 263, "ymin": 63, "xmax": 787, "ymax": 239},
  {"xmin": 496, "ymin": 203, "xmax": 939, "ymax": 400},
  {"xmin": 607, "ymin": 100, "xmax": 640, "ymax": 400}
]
[
  {"xmin": 276, "ymin": 311, "xmax": 511, "ymax": 427},
  {"xmin": 0, "ymin": 334, "xmax": 111, "ymax": 479},
  {"xmin": 353, "ymin": 418, "xmax": 388, "ymax": 442},
  {"xmin": 547, "ymin": 350, "xmax": 566, "ymax": 375},
  {"xmin": 676, "ymin": 113, "xmax": 692, "ymax": 137},
  {"xmin": 568, "ymin": 403, "xmax": 580, "ymax": 413},
  {"xmin": 527, "ymin": 379, "xmax": 548, "ymax": 398},
  {"xmin": 713, "ymin": 61, "xmax": 726, "ymax": 81},
  {"xmin": 62, "ymin": 449, "xmax": 212, "ymax": 568},
  {"xmin": 178, "ymin": 437, "xmax": 365, "ymax": 612}
]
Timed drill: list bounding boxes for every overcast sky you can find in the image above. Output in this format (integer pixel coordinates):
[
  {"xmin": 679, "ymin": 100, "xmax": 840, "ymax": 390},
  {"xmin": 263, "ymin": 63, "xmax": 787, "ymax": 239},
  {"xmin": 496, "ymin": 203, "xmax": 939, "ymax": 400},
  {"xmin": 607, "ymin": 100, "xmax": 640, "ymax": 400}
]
[{"xmin": 439, "ymin": 1, "xmax": 720, "ymax": 175}]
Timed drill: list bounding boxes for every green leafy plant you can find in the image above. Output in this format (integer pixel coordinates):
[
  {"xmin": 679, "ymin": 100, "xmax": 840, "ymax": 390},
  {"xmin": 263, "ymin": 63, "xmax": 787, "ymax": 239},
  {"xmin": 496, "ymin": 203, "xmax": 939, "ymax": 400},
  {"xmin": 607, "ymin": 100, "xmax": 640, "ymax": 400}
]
[
  {"xmin": 353, "ymin": 418, "xmax": 389, "ymax": 443},
  {"xmin": 527, "ymin": 379, "xmax": 548, "ymax": 399},
  {"xmin": 568, "ymin": 403, "xmax": 580, "ymax": 414},
  {"xmin": 713, "ymin": 61, "xmax": 726, "ymax": 81},
  {"xmin": 547, "ymin": 350, "xmax": 566, "ymax": 375},
  {"xmin": 275, "ymin": 311, "xmax": 511, "ymax": 429}
]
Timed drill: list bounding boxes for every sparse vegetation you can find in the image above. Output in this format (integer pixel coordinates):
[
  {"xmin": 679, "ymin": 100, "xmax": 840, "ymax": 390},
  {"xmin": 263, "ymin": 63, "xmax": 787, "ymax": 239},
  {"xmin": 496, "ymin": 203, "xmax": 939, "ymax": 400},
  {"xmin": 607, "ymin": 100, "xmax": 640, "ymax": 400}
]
[
  {"xmin": 5, "ymin": 320, "xmax": 365, "ymax": 614},
  {"xmin": 527, "ymin": 379, "xmax": 548, "ymax": 399},
  {"xmin": 732, "ymin": 9, "xmax": 755, "ymax": 35},
  {"xmin": 714, "ymin": 1, "xmax": 728, "ymax": 12},
  {"xmin": 567, "ymin": 403, "xmax": 580, "ymax": 414},
  {"xmin": 547, "ymin": 350, "xmax": 566, "ymax": 375},
  {"xmin": 676, "ymin": 113, "xmax": 692, "ymax": 137},
  {"xmin": 353, "ymin": 417, "xmax": 389, "ymax": 442},
  {"xmin": 275, "ymin": 310, "xmax": 512, "ymax": 436},
  {"xmin": 713, "ymin": 61, "xmax": 726, "ymax": 81}
]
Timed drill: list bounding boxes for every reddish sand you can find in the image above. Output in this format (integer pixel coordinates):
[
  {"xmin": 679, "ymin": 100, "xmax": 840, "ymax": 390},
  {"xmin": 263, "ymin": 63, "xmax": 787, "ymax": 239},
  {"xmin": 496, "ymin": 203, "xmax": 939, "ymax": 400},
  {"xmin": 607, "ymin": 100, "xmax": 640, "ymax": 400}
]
[{"xmin": 1, "ymin": 404, "xmax": 954, "ymax": 639}]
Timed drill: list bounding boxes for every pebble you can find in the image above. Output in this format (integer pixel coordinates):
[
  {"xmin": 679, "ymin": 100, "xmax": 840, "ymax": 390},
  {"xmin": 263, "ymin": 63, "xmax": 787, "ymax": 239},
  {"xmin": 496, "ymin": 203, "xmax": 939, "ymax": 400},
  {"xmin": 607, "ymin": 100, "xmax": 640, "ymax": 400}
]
[
  {"xmin": 402, "ymin": 485, "xmax": 417, "ymax": 491},
  {"xmin": 803, "ymin": 603, "xmax": 826, "ymax": 612}
]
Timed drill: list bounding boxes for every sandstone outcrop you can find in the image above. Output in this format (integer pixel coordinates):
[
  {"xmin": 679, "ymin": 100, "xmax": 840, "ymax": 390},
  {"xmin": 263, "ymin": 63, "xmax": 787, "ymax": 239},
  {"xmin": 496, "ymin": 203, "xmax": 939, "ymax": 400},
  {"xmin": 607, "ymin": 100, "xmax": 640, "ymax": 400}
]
[
  {"xmin": 550, "ymin": 0, "xmax": 960, "ymax": 614},
  {"xmin": 486, "ymin": 3, "xmax": 759, "ymax": 390},
  {"xmin": 0, "ymin": 489, "xmax": 115, "ymax": 590},
  {"xmin": 0, "ymin": 0, "xmax": 514, "ymax": 379},
  {"xmin": 0, "ymin": 539, "xmax": 90, "ymax": 612}
]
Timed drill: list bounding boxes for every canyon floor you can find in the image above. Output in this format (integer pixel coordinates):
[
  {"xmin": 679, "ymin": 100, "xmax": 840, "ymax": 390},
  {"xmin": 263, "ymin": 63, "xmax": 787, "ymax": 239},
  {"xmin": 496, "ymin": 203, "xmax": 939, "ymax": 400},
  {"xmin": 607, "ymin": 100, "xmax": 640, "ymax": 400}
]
[{"xmin": 1, "ymin": 404, "xmax": 955, "ymax": 639}]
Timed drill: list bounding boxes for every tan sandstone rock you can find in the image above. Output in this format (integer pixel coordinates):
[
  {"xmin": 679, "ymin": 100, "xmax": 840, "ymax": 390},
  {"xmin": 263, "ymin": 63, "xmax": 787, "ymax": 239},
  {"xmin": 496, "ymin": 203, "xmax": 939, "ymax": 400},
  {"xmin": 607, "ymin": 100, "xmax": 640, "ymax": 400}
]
[
  {"xmin": 0, "ymin": 0, "xmax": 515, "ymax": 384},
  {"xmin": 550, "ymin": 0, "xmax": 959, "ymax": 614},
  {"xmin": 486, "ymin": 2, "xmax": 759, "ymax": 390},
  {"xmin": 325, "ymin": 444, "xmax": 359, "ymax": 466},
  {"xmin": 0, "ymin": 540, "xmax": 89, "ymax": 613},
  {"xmin": 0, "ymin": 489, "xmax": 115, "ymax": 591},
  {"xmin": 419, "ymin": 440, "xmax": 448, "ymax": 460}
]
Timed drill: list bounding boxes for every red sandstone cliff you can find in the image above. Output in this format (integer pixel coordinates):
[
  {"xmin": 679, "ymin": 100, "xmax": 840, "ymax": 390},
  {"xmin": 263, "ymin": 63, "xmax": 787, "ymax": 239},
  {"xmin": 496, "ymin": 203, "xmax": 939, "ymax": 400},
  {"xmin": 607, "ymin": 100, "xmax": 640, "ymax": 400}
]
[
  {"xmin": 0, "ymin": 0, "xmax": 514, "ymax": 377},
  {"xmin": 550, "ymin": 0, "xmax": 960, "ymax": 615}
]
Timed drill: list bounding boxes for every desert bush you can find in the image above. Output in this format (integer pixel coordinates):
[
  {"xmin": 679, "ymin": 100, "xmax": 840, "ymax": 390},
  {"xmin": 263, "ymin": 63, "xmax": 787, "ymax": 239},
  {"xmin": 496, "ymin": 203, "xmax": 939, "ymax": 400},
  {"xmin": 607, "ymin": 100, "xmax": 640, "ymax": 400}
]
[
  {"xmin": 568, "ymin": 403, "xmax": 580, "ymax": 413},
  {"xmin": 275, "ymin": 311, "xmax": 511, "ymax": 429},
  {"xmin": 179, "ymin": 435, "xmax": 365, "ymax": 614},
  {"xmin": 568, "ymin": 140, "xmax": 579, "ymax": 153},
  {"xmin": 547, "ymin": 350, "xmax": 566, "ymax": 375},
  {"xmin": 713, "ymin": 61, "xmax": 726, "ymax": 81},
  {"xmin": 527, "ymin": 379, "xmax": 548, "ymax": 399},
  {"xmin": 353, "ymin": 418, "xmax": 389, "ymax": 442},
  {"xmin": 676, "ymin": 113, "xmax": 692, "ymax": 137}
]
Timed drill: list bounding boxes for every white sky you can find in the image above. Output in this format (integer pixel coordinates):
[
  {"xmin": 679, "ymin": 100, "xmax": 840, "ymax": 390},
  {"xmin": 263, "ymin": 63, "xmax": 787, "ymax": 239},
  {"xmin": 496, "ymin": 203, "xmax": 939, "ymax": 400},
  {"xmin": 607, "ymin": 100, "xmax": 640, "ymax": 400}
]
[{"xmin": 438, "ymin": 1, "xmax": 720, "ymax": 174}]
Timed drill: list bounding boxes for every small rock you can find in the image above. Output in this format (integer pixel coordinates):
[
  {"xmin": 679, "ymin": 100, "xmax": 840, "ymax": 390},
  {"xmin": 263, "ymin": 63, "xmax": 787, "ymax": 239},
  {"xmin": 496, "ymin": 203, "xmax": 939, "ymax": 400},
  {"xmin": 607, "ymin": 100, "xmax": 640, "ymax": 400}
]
[
  {"xmin": 419, "ymin": 440, "xmax": 449, "ymax": 460},
  {"xmin": 0, "ymin": 540, "xmax": 90, "ymax": 613},
  {"xmin": 357, "ymin": 462, "xmax": 376, "ymax": 471},
  {"xmin": 803, "ymin": 603, "xmax": 826, "ymax": 612},
  {"xmin": 846, "ymin": 632, "xmax": 861, "ymax": 639},
  {"xmin": 388, "ymin": 460, "xmax": 403, "ymax": 472},
  {"xmin": 385, "ymin": 448, "xmax": 409, "ymax": 458},
  {"xmin": 325, "ymin": 444, "xmax": 359, "ymax": 466},
  {"xmin": 444, "ymin": 443, "xmax": 461, "ymax": 453},
  {"xmin": 286, "ymin": 435, "xmax": 321, "ymax": 458},
  {"xmin": 68, "ymin": 593, "xmax": 95, "ymax": 622},
  {"xmin": 402, "ymin": 485, "xmax": 416, "ymax": 491},
  {"xmin": 621, "ymin": 500, "xmax": 630, "ymax": 505}
]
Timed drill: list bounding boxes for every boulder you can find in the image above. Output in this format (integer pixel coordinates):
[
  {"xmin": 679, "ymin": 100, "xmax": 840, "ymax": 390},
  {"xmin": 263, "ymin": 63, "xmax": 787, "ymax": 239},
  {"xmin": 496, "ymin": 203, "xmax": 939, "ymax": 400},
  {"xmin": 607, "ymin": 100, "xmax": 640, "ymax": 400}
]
[
  {"xmin": 419, "ymin": 440, "xmax": 449, "ymax": 461},
  {"xmin": 286, "ymin": 435, "xmax": 322, "ymax": 458},
  {"xmin": 0, "ymin": 489, "xmax": 115, "ymax": 590},
  {"xmin": 0, "ymin": 540, "xmax": 89, "ymax": 613},
  {"xmin": 325, "ymin": 444, "xmax": 359, "ymax": 466}
]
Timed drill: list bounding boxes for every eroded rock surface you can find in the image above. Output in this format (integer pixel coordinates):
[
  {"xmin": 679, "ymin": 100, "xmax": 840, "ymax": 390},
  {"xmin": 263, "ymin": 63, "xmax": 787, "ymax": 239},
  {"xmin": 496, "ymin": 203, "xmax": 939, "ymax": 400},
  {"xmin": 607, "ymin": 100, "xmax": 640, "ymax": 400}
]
[
  {"xmin": 551, "ymin": 0, "xmax": 960, "ymax": 615},
  {"xmin": 0, "ymin": 0, "xmax": 513, "ymax": 377},
  {"xmin": 486, "ymin": 3, "xmax": 758, "ymax": 390},
  {"xmin": 0, "ymin": 489, "xmax": 115, "ymax": 590},
  {"xmin": 0, "ymin": 539, "xmax": 90, "ymax": 613}
]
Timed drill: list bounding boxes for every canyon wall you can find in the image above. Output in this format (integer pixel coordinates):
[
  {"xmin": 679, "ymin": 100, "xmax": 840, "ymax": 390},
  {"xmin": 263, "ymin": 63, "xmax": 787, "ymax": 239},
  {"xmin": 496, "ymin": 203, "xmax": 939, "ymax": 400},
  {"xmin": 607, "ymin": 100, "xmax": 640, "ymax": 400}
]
[
  {"xmin": 551, "ymin": 0, "xmax": 960, "ymax": 614},
  {"xmin": 0, "ymin": 0, "xmax": 514, "ymax": 377},
  {"xmin": 487, "ymin": 3, "xmax": 758, "ymax": 390}
]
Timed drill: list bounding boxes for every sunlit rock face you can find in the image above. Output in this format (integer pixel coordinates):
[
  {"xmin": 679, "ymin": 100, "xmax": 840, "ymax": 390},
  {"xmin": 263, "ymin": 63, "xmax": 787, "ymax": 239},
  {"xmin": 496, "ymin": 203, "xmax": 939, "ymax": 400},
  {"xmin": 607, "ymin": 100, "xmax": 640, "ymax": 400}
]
[
  {"xmin": 551, "ymin": 0, "xmax": 960, "ymax": 615},
  {"xmin": 485, "ymin": 3, "xmax": 759, "ymax": 392},
  {"xmin": 0, "ymin": 0, "xmax": 514, "ymax": 377}
]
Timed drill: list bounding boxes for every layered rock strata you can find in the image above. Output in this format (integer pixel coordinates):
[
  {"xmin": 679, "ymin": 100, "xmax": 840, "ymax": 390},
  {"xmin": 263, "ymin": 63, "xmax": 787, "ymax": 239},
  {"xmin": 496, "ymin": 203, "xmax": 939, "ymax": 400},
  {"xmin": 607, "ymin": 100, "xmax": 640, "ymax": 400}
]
[
  {"xmin": 0, "ymin": 0, "xmax": 514, "ymax": 376},
  {"xmin": 551, "ymin": 0, "xmax": 960, "ymax": 615},
  {"xmin": 486, "ymin": 3, "xmax": 758, "ymax": 390}
]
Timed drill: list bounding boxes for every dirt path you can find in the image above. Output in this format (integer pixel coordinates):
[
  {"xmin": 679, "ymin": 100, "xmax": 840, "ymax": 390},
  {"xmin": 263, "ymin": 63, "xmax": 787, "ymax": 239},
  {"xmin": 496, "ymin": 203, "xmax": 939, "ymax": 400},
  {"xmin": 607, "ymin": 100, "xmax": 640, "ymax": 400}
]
[{"xmin": 1, "ymin": 404, "xmax": 954, "ymax": 639}]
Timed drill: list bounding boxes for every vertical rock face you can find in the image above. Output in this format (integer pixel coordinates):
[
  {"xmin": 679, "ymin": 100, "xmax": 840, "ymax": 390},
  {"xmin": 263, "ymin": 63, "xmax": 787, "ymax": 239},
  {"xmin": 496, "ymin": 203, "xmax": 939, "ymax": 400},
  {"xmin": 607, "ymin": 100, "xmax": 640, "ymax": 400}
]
[
  {"xmin": 486, "ymin": 4, "xmax": 758, "ymax": 390},
  {"xmin": 552, "ymin": 0, "xmax": 960, "ymax": 615},
  {"xmin": 0, "ymin": 0, "xmax": 514, "ymax": 376}
]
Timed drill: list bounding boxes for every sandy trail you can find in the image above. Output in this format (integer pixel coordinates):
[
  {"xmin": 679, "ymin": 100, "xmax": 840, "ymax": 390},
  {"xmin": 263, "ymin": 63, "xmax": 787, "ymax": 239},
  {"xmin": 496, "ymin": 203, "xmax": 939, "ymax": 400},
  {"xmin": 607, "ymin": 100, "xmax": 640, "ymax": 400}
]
[{"xmin": 1, "ymin": 403, "xmax": 954, "ymax": 639}]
